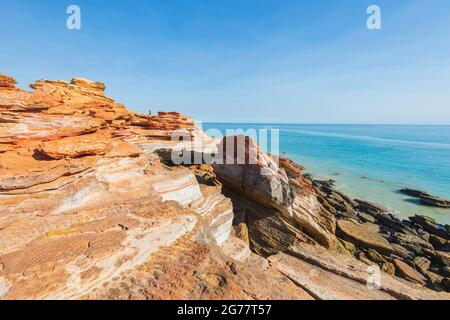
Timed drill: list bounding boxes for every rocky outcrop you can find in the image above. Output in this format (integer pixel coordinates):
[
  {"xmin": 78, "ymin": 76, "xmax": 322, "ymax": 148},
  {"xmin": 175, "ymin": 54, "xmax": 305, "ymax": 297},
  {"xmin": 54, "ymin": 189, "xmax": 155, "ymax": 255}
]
[
  {"xmin": 400, "ymin": 188, "xmax": 450, "ymax": 209},
  {"xmin": 337, "ymin": 220, "xmax": 393, "ymax": 255},
  {"xmin": 410, "ymin": 215, "xmax": 450, "ymax": 240},
  {"xmin": 0, "ymin": 73, "xmax": 448, "ymax": 300},
  {"xmin": 0, "ymin": 74, "xmax": 16, "ymax": 89},
  {"xmin": 273, "ymin": 243, "xmax": 447, "ymax": 300},
  {"xmin": 0, "ymin": 74, "xmax": 232, "ymax": 299},
  {"xmin": 304, "ymin": 174, "xmax": 450, "ymax": 292},
  {"xmin": 213, "ymin": 136, "xmax": 340, "ymax": 252}
]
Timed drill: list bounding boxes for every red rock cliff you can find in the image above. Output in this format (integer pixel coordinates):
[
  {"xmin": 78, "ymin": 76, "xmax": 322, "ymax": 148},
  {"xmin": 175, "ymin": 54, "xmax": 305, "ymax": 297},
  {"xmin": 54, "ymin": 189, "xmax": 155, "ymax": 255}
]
[{"xmin": 0, "ymin": 74, "xmax": 447, "ymax": 300}]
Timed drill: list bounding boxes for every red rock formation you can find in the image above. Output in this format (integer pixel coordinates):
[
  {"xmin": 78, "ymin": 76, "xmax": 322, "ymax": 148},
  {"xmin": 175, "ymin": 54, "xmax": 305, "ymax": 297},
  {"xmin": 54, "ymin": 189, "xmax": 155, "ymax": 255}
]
[
  {"xmin": 0, "ymin": 74, "xmax": 16, "ymax": 89},
  {"xmin": 0, "ymin": 73, "xmax": 448, "ymax": 300},
  {"xmin": 213, "ymin": 135, "xmax": 339, "ymax": 251}
]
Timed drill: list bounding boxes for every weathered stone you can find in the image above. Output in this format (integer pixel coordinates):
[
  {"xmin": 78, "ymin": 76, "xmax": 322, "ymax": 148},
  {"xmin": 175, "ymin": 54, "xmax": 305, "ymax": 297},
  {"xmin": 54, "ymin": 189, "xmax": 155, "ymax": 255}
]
[
  {"xmin": 337, "ymin": 220, "xmax": 393, "ymax": 255},
  {"xmin": 417, "ymin": 229, "xmax": 431, "ymax": 242},
  {"xmin": 442, "ymin": 266, "xmax": 450, "ymax": 277},
  {"xmin": 269, "ymin": 252, "xmax": 395, "ymax": 300},
  {"xmin": 390, "ymin": 243, "xmax": 414, "ymax": 260},
  {"xmin": 422, "ymin": 270, "xmax": 444, "ymax": 289},
  {"xmin": 0, "ymin": 74, "xmax": 240, "ymax": 300},
  {"xmin": 413, "ymin": 256, "xmax": 431, "ymax": 272},
  {"xmin": 441, "ymin": 278, "xmax": 450, "ymax": 291},
  {"xmin": 355, "ymin": 251, "xmax": 374, "ymax": 266},
  {"xmin": 38, "ymin": 133, "xmax": 111, "ymax": 159},
  {"xmin": 357, "ymin": 212, "xmax": 377, "ymax": 224},
  {"xmin": 366, "ymin": 249, "xmax": 388, "ymax": 264},
  {"xmin": 435, "ymin": 251, "xmax": 450, "ymax": 267},
  {"xmin": 213, "ymin": 137, "xmax": 340, "ymax": 250},
  {"xmin": 400, "ymin": 188, "xmax": 450, "ymax": 208},
  {"xmin": 339, "ymin": 239, "xmax": 357, "ymax": 254},
  {"xmin": 393, "ymin": 259, "xmax": 427, "ymax": 286},
  {"xmin": 354, "ymin": 199, "xmax": 388, "ymax": 217},
  {"xmin": 429, "ymin": 234, "xmax": 450, "ymax": 251},
  {"xmin": 390, "ymin": 232, "xmax": 434, "ymax": 255},
  {"xmin": 410, "ymin": 215, "xmax": 450, "ymax": 240},
  {"xmin": 221, "ymin": 237, "xmax": 252, "ymax": 262},
  {"xmin": 376, "ymin": 213, "xmax": 417, "ymax": 235},
  {"xmin": 381, "ymin": 262, "xmax": 396, "ymax": 275},
  {"xmin": 0, "ymin": 74, "xmax": 17, "ymax": 89},
  {"xmin": 284, "ymin": 243, "xmax": 449, "ymax": 299},
  {"xmin": 232, "ymin": 210, "xmax": 250, "ymax": 246}
]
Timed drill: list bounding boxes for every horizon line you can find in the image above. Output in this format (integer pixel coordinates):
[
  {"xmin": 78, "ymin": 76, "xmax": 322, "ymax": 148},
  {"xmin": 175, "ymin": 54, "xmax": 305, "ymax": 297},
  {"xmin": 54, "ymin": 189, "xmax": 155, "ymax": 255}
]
[{"xmin": 199, "ymin": 122, "xmax": 450, "ymax": 126}]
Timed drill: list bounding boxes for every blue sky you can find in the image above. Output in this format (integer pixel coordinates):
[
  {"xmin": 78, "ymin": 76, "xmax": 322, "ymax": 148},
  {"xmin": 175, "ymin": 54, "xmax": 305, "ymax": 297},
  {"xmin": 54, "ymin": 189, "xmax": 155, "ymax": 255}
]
[{"xmin": 1, "ymin": 0, "xmax": 450, "ymax": 124}]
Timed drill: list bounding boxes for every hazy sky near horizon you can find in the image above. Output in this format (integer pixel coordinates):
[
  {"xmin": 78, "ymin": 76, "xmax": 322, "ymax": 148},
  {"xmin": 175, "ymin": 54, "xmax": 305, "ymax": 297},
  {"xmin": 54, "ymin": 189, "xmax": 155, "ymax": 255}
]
[{"xmin": 1, "ymin": 0, "xmax": 450, "ymax": 124}]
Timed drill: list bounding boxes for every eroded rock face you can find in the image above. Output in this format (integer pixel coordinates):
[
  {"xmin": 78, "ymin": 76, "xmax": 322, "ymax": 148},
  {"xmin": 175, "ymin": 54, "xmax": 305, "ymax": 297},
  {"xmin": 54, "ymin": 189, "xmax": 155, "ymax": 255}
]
[
  {"xmin": 0, "ymin": 74, "xmax": 235, "ymax": 300},
  {"xmin": 0, "ymin": 74, "xmax": 16, "ymax": 89},
  {"xmin": 213, "ymin": 136, "xmax": 340, "ymax": 251},
  {"xmin": 0, "ymin": 73, "xmax": 447, "ymax": 300}
]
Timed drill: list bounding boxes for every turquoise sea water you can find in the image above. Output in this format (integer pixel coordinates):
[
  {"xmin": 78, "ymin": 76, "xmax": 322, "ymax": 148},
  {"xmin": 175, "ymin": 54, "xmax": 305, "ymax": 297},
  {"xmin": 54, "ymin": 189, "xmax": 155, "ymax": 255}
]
[{"xmin": 203, "ymin": 123, "xmax": 450, "ymax": 225}]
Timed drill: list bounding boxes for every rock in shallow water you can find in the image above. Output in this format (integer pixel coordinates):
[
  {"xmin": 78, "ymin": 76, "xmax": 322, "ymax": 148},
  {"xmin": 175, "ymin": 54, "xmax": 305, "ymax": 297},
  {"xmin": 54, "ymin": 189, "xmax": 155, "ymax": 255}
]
[{"xmin": 400, "ymin": 188, "xmax": 450, "ymax": 208}]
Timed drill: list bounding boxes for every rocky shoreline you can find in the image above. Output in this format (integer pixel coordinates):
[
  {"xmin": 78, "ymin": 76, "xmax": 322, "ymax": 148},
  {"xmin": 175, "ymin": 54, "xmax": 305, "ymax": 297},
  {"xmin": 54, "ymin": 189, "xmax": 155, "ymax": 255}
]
[
  {"xmin": 310, "ymin": 178, "xmax": 450, "ymax": 291},
  {"xmin": 0, "ymin": 73, "xmax": 449, "ymax": 300}
]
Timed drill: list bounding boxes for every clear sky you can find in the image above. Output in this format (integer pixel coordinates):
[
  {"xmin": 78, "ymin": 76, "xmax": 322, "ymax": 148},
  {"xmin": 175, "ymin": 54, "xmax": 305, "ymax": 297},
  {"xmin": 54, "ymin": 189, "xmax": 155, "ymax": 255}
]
[{"xmin": 1, "ymin": 0, "xmax": 449, "ymax": 124}]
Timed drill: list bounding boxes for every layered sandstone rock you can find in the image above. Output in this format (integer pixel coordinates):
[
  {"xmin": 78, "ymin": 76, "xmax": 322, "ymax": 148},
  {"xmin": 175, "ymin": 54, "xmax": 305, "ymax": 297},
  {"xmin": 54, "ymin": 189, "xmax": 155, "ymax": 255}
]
[
  {"xmin": 0, "ymin": 74, "xmax": 16, "ymax": 89},
  {"xmin": 0, "ymin": 74, "xmax": 230, "ymax": 299},
  {"xmin": 213, "ymin": 135, "xmax": 340, "ymax": 252},
  {"xmin": 0, "ymin": 73, "xmax": 448, "ymax": 300}
]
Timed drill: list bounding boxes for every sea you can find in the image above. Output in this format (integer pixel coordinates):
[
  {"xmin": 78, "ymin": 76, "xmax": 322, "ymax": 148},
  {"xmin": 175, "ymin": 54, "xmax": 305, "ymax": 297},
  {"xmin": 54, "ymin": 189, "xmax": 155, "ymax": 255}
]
[{"xmin": 202, "ymin": 123, "xmax": 450, "ymax": 225}]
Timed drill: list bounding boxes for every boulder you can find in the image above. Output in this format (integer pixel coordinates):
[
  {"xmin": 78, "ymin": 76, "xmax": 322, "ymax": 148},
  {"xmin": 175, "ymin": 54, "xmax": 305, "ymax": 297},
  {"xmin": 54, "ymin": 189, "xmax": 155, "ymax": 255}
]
[
  {"xmin": 435, "ymin": 251, "xmax": 450, "ymax": 267},
  {"xmin": 381, "ymin": 262, "xmax": 396, "ymax": 275},
  {"xmin": 413, "ymin": 256, "xmax": 431, "ymax": 272},
  {"xmin": 213, "ymin": 136, "xmax": 340, "ymax": 250},
  {"xmin": 354, "ymin": 199, "xmax": 388, "ymax": 217},
  {"xmin": 410, "ymin": 215, "xmax": 450, "ymax": 240},
  {"xmin": 393, "ymin": 259, "xmax": 427, "ymax": 286},
  {"xmin": 429, "ymin": 234, "xmax": 450, "ymax": 251},
  {"xmin": 366, "ymin": 249, "xmax": 388, "ymax": 264},
  {"xmin": 375, "ymin": 213, "xmax": 417, "ymax": 235},
  {"xmin": 390, "ymin": 232, "xmax": 434, "ymax": 255},
  {"xmin": 357, "ymin": 212, "xmax": 377, "ymax": 224},
  {"xmin": 441, "ymin": 278, "xmax": 450, "ymax": 291},
  {"xmin": 390, "ymin": 243, "xmax": 414, "ymax": 260},
  {"xmin": 284, "ymin": 243, "xmax": 449, "ymax": 299},
  {"xmin": 400, "ymin": 188, "xmax": 450, "ymax": 208},
  {"xmin": 1, "ymin": 72, "xmax": 448, "ymax": 300},
  {"xmin": 421, "ymin": 270, "xmax": 444, "ymax": 289},
  {"xmin": 337, "ymin": 220, "xmax": 393, "ymax": 255},
  {"xmin": 399, "ymin": 188, "xmax": 430, "ymax": 198}
]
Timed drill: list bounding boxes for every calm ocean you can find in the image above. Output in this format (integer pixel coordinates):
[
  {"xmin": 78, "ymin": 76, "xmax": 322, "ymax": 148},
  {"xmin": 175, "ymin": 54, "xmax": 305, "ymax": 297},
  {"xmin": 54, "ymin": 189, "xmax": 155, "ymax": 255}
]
[{"xmin": 203, "ymin": 123, "xmax": 450, "ymax": 225}]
